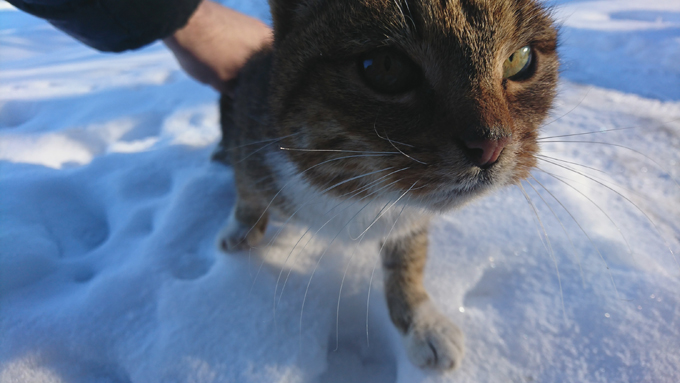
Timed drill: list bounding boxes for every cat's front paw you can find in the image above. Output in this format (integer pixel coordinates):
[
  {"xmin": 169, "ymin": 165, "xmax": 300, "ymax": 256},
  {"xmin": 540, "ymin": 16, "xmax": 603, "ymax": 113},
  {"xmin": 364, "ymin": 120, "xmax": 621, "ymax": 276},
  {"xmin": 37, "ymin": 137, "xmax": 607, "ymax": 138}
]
[
  {"xmin": 404, "ymin": 301, "xmax": 465, "ymax": 371},
  {"xmin": 216, "ymin": 211, "xmax": 266, "ymax": 253}
]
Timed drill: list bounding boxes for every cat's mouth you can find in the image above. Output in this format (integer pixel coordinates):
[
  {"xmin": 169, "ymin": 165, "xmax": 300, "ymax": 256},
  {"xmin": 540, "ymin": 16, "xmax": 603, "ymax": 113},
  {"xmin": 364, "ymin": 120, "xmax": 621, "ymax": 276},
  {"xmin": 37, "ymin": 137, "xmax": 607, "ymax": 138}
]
[{"xmin": 407, "ymin": 144, "xmax": 520, "ymax": 210}]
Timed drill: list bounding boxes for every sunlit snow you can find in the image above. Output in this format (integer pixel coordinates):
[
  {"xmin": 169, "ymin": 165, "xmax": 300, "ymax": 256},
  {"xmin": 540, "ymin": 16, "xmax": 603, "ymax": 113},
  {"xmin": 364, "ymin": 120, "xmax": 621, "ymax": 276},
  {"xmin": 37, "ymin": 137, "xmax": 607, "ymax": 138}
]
[{"xmin": 1, "ymin": 1, "xmax": 679, "ymax": 382}]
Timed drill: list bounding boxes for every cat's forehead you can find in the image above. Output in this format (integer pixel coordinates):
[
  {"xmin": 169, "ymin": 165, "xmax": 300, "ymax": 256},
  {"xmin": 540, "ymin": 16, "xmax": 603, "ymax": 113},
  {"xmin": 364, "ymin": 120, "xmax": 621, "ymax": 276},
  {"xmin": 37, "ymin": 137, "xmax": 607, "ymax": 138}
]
[
  {"xmin": 272, "ymin": 0, "xmax": 557, "ymax": 98},
  {"xmin": 363, "ymin": 0, "xmax": 528, "ymax": 28},
  {"xmin": 412, "ymin": 0, "xmax": 547, "ymax": 39},
  {"xmin": 377, "ymin": 0, "xmax": 550, "ymax": 41},
  {"xmin": 287, "ymin": 0, "xmax": 555, "ymax": 57}
]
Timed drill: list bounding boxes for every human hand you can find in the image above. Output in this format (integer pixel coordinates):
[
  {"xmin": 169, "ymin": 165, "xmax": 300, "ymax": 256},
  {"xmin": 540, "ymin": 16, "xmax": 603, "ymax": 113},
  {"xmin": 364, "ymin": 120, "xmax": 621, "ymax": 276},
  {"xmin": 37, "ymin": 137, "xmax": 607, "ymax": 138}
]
[{"xmin": 163, "ymin": 0, "xmax": 273, "ymax": 94}]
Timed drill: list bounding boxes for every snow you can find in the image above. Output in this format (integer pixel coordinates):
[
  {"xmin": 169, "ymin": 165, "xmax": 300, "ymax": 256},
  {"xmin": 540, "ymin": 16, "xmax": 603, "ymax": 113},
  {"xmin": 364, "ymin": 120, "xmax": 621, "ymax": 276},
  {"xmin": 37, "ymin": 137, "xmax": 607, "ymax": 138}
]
[{"xmin": 1, "ymin": 1, "xmax": 679, "ymax": 382}]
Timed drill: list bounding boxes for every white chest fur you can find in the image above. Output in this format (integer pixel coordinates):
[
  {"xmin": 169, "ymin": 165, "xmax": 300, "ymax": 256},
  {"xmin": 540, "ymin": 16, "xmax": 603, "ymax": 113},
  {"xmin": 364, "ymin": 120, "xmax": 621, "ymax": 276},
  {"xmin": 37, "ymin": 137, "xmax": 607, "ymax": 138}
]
[{"xmin": 266, "ymin": 151, "xmax": 430, "ymax": 244}]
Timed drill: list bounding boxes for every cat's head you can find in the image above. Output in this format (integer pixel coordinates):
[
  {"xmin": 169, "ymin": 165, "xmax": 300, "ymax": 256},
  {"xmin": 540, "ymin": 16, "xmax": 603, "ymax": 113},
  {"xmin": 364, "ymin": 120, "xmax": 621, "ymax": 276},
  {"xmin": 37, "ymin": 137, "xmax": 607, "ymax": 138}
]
[{"xmin": 268, "ymin": 0, "xmax": 558, "ymax": 211}]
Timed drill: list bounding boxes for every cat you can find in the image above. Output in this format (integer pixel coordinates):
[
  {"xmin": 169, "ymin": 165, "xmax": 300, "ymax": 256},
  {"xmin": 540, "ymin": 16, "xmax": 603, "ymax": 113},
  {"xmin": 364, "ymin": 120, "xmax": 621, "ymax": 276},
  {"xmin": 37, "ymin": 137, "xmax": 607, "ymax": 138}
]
[{"xmin": 212, "ymin": 0, "xmax": 559, "ymax": 372}]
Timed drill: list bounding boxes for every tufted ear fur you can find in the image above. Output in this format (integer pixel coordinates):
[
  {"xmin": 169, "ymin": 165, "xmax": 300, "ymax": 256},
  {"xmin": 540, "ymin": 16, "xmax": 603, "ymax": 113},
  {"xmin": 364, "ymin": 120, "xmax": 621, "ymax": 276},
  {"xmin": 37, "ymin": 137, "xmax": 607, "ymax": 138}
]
[{"xmin": 268, "ymin": 0, "xmax": 314, "ymax": 40}]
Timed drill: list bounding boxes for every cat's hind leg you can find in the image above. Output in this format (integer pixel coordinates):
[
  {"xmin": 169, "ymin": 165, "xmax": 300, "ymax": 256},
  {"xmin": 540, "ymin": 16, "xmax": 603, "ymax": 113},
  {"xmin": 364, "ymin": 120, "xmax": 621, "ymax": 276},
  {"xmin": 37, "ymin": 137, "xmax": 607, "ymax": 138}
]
[{"xmin": 382, "ymin": 227, "xmax": 465, "ymax": 371}]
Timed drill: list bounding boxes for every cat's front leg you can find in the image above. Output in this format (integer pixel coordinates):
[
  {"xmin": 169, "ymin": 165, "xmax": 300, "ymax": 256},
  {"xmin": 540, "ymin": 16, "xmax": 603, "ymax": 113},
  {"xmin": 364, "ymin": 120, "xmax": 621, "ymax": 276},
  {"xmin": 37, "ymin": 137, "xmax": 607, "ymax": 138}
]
[
  {"xmin": 216, "ymin": 195, "xmax": 268, "ymax": 252},
  {"xmin": 382, "ymin": 226, "xmax": 465, "ymax": 371}
]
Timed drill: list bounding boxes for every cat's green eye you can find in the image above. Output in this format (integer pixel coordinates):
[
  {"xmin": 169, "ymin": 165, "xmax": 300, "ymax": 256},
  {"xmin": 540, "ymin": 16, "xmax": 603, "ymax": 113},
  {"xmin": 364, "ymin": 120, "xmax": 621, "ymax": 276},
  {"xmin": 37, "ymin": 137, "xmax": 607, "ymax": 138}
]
[
  {"xmin": 359, "ymin": 49, "xmax": 420, "ymax": 94},
  {"xmin": 503, "ymin": 46, "xmax": 533, "ymax": 80}
]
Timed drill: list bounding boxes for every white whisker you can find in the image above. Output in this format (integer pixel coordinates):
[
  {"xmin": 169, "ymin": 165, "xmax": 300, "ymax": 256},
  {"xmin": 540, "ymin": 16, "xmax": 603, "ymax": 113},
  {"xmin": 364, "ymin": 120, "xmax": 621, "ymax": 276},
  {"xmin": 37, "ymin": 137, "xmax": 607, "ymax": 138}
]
[
  {"xmin": 335, "ymin": 233, "xmax": 369, "ymax": 351},
  {"xmin": 373, "ymin": 122, "xmax": 427, "ymax": 165},
  {"xmin": 534, "ymin": 162, "xmax": 635, "ymax": 259},
  {"xmin": 519, "ymin": 182, "xmax": 568, "ymax": 326},
  {"xmin": 538, "ymin": 127, "xmax": 634, "ymax": 141},
  {"xmin": 541, "ymin": 87, "xmax": 591, "ymax": 129},
  {"xmin": 238, "ymin": 140, "xmax": 280, "ymax": 163},
  {"xmin": 350, "ymin": 180, "xmax": 420, "ymax": 240},
  {"xmin": 527, "ymin": 176, "xmax": 586, "ymax": 288},
  {"xmin": 537, "ymin": 154, "xmax": 607, "ymax": 175},
  {"xmin": 225, "ymin": 132, "xmax": 302, "ymax": 151},
  {"xmin": 533, "ymin": 169, "xmax": 622, "ymax": 299},
  {"xmin": 277, "ymin": 177, "xmax": 406, "ymax": 309},
  {"xmin": 299, "ymin": 198, "xmax": 375, "ymax": 350},
  {"xmin": 237, "ymin": 153, "xmax": 398, "ymax": 250},
  {"xmin": 539, "ymin": 140, "xmax": 680, "ymax": 188},
  {"xmin": 539, "ymin": 158, "xmax": 678, "ymax": 271},
  {"xmin": 402, "ymin": 0, "xmax": 417, "ymax": 31},
  {"xmin": 271, "ymin": 166, "xmax": 402, "ymax": 315},
  {"xmin": 366, "ymin": 201, "xmax": 409, "ymax": 347},
  {"xmin": 280, "ymin": 147, "xmax": 401, "ymax": 155},
  {"xmin": 384, "ymin": 130, "xmax": 428, "ymax": 165},
  {"xmin": 539, "ymin": 116, "xmax": 680, "ymax": 140},
  {"xmin": 319, "ymin": 167, "xmax": 395, "ymax": 194}
]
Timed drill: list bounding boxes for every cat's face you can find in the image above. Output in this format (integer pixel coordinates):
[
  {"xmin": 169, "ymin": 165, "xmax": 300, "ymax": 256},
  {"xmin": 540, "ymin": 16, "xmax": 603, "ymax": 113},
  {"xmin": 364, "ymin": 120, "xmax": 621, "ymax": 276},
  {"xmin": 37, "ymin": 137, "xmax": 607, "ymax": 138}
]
[{"xmin": 268, "ymin": 0, "xmax": 558, "ymax": 211}]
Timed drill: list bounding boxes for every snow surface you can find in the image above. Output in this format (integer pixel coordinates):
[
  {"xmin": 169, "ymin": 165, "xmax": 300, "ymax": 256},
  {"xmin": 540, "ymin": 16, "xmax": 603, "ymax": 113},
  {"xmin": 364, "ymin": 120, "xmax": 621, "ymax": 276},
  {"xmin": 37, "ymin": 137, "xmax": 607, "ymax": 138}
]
[{"xmin": 1, "ymin": 1, "xmax": 679, "ymax": 382}]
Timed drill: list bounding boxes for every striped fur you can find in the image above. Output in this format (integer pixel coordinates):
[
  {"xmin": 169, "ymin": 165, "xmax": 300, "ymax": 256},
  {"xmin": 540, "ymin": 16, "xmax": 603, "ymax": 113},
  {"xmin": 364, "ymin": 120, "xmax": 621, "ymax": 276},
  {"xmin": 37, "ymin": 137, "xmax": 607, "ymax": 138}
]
[{"xmin": 214, "ymin": 0, "xmax": 558, "ymax": 371}]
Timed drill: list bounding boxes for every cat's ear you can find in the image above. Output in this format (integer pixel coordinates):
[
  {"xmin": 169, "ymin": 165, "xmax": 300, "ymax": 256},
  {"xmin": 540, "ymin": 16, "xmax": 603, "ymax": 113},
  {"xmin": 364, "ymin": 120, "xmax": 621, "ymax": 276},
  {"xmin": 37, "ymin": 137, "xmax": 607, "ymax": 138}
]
[{"xmin": 268, "ymin": 0, "xmax": 313, "ymax": 40}]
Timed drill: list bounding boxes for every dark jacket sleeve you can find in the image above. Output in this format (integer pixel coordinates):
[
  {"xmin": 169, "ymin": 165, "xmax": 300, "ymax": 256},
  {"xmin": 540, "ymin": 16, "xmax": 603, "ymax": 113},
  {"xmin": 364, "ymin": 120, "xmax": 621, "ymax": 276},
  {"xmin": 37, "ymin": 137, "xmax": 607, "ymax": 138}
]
[{"xmin": 7, "ymin": 0, "xmax": 202, "ymax": 52}]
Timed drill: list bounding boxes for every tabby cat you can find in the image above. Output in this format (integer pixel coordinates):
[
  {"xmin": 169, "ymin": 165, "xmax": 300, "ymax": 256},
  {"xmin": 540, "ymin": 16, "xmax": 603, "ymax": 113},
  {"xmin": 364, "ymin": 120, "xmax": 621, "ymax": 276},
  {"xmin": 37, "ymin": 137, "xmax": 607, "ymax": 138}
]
[{"xmin": 213, "ymin": 0, "xmax": 558, "ymax": 371}]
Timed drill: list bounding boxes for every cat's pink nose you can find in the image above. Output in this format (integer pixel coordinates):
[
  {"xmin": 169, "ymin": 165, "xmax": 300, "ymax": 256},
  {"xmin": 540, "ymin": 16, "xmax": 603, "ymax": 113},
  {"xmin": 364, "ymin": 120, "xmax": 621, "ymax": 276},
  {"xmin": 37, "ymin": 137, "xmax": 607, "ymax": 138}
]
[{"xmin": 463, "ymin": 137, "xmax": 510, "ymax": 167}]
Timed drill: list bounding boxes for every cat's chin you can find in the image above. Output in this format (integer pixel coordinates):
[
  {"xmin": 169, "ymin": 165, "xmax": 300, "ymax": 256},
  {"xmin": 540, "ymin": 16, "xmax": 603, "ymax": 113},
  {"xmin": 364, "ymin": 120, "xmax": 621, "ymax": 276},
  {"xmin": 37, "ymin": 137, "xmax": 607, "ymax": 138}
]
[
  {"xmin": 412, "ymin": 167, "xmax": 518, "ymax": 212},
  {"xmin": 408, "ymin": 183, "xmax": 494, "ymax": 213}
]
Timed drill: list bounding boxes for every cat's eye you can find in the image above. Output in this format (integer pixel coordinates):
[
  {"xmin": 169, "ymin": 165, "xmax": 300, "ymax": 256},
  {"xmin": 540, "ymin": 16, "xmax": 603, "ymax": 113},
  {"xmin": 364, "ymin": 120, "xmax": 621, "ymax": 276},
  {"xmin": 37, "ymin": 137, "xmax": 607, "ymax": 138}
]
[
  {"xmin": 359, "ymin": 49, "xmax": 420, "ymax": 94},
  {"xmin": 503, "ymin": 46, "xmax": 533, "ymax": 80}
]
